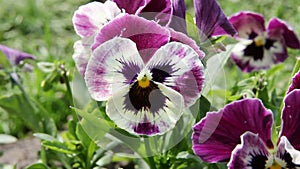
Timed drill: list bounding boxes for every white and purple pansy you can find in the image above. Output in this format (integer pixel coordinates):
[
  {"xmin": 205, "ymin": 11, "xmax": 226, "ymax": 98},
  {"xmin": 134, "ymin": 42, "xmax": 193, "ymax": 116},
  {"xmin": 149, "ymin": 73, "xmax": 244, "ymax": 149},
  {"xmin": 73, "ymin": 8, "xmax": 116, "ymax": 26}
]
[
  {"xmin": 74, "ymin": 14, "xmax": 204, "ymax": 77},
  {"xmin": 192, "ymin": 86, "xmax": 300, "ymax": 168},
  {"xmin": 229, "ymin": 11, "xmax": 300, "ymax": 72},
  {"xmin": 0, "ymin": 44, "xmax": 35, "ymax": 66},
  {"xmin": 82, "ymin": 15, "xmax": 204, "ymax": 136}
]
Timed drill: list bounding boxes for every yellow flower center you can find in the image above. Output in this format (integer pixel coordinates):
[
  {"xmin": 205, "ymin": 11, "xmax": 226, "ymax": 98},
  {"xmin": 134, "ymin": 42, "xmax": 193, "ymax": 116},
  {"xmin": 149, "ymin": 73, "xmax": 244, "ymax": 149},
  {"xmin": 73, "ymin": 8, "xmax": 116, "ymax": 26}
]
[
  {"xmin": 254, "ymin": 36, "xmax": 266, "ymax": 47},
  {"xmin": 138, "ymin": 75, "xmax": 150, "ymax": 88},
  {"xmin": 269, "ymin": 163, "xmax": 282, "ymax": 169}
]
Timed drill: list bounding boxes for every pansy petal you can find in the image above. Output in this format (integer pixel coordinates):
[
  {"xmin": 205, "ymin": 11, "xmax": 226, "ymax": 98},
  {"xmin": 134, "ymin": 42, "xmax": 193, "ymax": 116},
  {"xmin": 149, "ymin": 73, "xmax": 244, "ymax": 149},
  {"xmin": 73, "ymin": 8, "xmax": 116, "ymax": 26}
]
[
  {"xmin": 280, "ymin": 89, "xmax": 300, "ymax": 151},
  {"xmin": 230, "ymin": 38, "xmax": 287, "ymax": 72},
  {"xmin": 229, "ymin": 11, "xmax": 265, "ymax": 39},
  {"xmin": 85, "ymin": 37, "xmax": 144, "ymax": 101},
  {"xmin": 168, "ymin": 0, "xmax": 187, "ymax": 34},
  {"xmin": 194, "ymin": 0, "xmax": 236, "ymax": 42},
  {"xmin": 106, "ymin": 81, "xmax": 184, "ymax": 136},
  {"xmin": 72, "ymin": 37, "xmax": 94, "ymax": 77},
  {"xmin": 92, "ymin": 14, "xmax": 170, "ymax": 63},
  {"xmin": 112, "ymin": 0, "xmax": 148, "ymax": 14},
  {"xmin": 192, "ymin": 98, "xmax": 273, "ymax": 162},
  {"xmin": 72, "ymin": 1, "xmax": 121, "ymax": 38},
  {"xmin": 228, "ymin": 132, "xmax": 270, "ymax": 169},
  {"xmin": 139, "ymin": 0, "xmax": 172, "ymax": 25},
  {"xmin": 287, "ymin": 71, "xmax": 300, "ymax": 93},
  {"xmin": 169, "ymin": 28, "xmax": 205, "ymax": 59},
  {"xmin": 277, "ymin": 136, "xmax": 300, "ymax": 168},
  {"xmin": 0, "ymin": 44, "xmax": 35, "ymax": 66},
  {"xmin": 268, "ymin": 18, "xmax": 300, "ymax": 49},
  {"xmin": 145, "ymin": 42, "xmax": 204, "ymax": 106}
]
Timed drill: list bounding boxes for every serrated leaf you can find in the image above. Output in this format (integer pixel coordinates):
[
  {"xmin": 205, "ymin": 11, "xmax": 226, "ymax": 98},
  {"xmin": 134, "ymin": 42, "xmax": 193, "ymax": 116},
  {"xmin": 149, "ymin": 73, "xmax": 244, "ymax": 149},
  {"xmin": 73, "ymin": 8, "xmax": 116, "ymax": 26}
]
[
  {"xmin": 25, "ymin": 163, "xmax": 50, "ymax": 169},
  {"xmin": 42, "ymin": 140, "xmax": 76, "ymax": 154}
]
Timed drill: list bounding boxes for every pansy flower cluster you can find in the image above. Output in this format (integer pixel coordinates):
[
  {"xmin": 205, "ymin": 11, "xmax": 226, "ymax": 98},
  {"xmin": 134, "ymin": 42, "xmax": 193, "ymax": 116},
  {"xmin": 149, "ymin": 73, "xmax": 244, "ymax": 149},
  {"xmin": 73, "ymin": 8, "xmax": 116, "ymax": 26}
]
[
  {"xmin": 192, "ymin": 70, "xmax": 300, "ymax": 168},
  {"xmin": 72, "ymin": 0, "xmax": 236, "ymax": 136}
]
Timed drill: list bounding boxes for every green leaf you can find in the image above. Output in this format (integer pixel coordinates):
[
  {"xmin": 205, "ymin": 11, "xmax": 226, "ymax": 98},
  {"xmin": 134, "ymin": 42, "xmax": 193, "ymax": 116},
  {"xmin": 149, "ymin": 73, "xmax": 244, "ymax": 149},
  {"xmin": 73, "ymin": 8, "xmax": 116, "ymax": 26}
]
[
  {"xmin": 71, "ymin": 107, "xmax": 110, "ymax": 142},
  {"xmin": 0, "ymin": 134, "xmax": 17, "ymax": 144},
  {"xmin": 33, "ymin": 133, "xmax": 56, "ymax": 142},
  {"xmin": 42, "ymin": 140, "xmax": 77, "ymax": 154},
  {"xmin": 0, "ymin": 93, "xmax": 42, "ymax": 131},
  {"xmin": 186, "ymin": 13, "xmax": 200, "ymax": 43},
  {"xmin": 76, "ymin": 124, "xmax": 92, "ymax": 149},
  {"xmin": 25, "ymin": 163, "xmax": 50, "ymax": 169},
  {"xmin": 203, "ymin": 45, "xmax": 234, "ymax": 95},
  {"xmin": 0, "ymin": 51, "xmax": 12, "ymax": 70},
  {"xmin": 197, "ymin": 95, "xmax": 211, "ymax": 122}
]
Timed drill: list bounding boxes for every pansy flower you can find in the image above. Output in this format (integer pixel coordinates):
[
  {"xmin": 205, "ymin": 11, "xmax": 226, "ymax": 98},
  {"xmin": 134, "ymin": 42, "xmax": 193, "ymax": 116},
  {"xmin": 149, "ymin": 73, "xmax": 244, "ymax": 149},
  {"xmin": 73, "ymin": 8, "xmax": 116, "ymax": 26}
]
[
  {"xmin": 229, "ymin": 11, "xmax": 300, "ymax": 72},
  {"xmin": 74, "ymin": 12, "xmax": 204, "ymax": 76},
  {"xmin": 84, "ymin": 15, "xmax": 204, "ymax": 136},
  {"xmin": 169, "ymin": 0, "xmax": 237, "ymax": 41},
  {"xmin": 0, "ymin": 44, "xmax": 35, "ymax": 66},
  {"xmin": 192, "ymin": 87, "xmax": 300, "ymax": 168},
  {"xmin": 72, "ymin": 0, "xmax": 175, "ymax": 77}
]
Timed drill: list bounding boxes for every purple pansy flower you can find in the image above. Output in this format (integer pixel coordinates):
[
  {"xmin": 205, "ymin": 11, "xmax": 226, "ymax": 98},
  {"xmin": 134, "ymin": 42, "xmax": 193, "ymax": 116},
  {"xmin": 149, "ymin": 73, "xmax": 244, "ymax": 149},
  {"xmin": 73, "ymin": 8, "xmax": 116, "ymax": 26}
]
[
  {"xmin": 288, "ymin": 70, "xmax": 300, "ymax": 94},
  {"xmin": 192, "ymin": 88, "xmax": 300, "ymax": 168},
  {"xmin": 229, "ymin": 11, "xmax": 300, "ymax": 72},
  {"xmin": 0, "ymin": 44, "xmax": 35, "ymax": 66},
  {"xmin": 112, "ymin": 0, "xmax": 172, "ymax": 26},
  {"xmin": 194, "ymin": 0, "xmax": 237, "ymax": 42},
  {"xmin": 84, "ymin": 15, "xmax": 205, "ymax": 136},
  {"xmin": 169, "ymin": 0, "xmax": 237, "ymax": 41}
]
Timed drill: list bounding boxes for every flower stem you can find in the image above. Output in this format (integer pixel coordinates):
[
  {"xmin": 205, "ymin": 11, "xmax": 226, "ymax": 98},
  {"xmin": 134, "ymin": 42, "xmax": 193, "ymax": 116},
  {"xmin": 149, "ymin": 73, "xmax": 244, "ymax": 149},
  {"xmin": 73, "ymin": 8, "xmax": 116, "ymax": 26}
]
[
  {"xmin": 144, "ymin": 138, "xmax": 157, "ymax": 169},
  {"xmin": 60, "ymin": 64, "xmax": 78, "ymax": 123}
]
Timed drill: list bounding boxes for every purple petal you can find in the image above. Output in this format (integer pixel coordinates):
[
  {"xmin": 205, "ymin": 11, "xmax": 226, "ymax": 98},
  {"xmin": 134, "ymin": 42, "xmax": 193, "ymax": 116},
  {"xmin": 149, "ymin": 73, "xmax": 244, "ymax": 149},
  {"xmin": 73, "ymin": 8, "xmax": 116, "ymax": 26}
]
[
  {"xmin": 0, "ymin": 44, "xmax": 35, "ymax": 66},
  {"xmin": 72, "ymin": 1, "xmax": 121, "ymax": 38},
  {"xmin": 169, "ymin": 28, "xmax": 205, "ymax": 59},
  {"xmin": 268, "ymin": 18, "xmax": 300, "ymax": 49},
  {"xmin": 277, "ymin": 136, "xmax": 300, "ymax": 167},
  {"xmin": 113, "ymin": 0, "xmax": 148, "ymax": 14},
  {"xmin": 106, "ymin": 81, "xmax": 184, "ymax": 136},
  {"xmin": 168, "ymin": 0, "xmax": 187, "ymax": 34},
  {"xmin": 228, "ymin": 132, "xmax": 270, "ymax": 169},
  {"xmin": 92, "ymin": 14, "xmax": 170, "ymax": 63},
  {"xmin": 194, "ymin": 0, "xmax": 236, "ymax": 42},
  {"xmin": 85, "ymin": 37, "xmax": 144, "ymax": 101},
  {"xmin": 139, "ymin": 0, "xmax": 172, "ymax": 25},
  {"xmin": 229, "ymin": 11, "xmax": 265, "ymax": 39},
  {"xmin": 280, "ymin": 89, "xmax": 300, "ymax": 151},
  {"xmin": 72, "ymin": 38, "xmax": 93, "ymax": 77},
  {"xmin": 146, "ymin": 42, "xmax": 204, "ymax": 106},
  {"xmin": 287, "ymin": 71, "xmax": 300, "ymax": 94},
  {"xmin": 192, "ymin": 98, "xmax": 273, "ymax": 162}
]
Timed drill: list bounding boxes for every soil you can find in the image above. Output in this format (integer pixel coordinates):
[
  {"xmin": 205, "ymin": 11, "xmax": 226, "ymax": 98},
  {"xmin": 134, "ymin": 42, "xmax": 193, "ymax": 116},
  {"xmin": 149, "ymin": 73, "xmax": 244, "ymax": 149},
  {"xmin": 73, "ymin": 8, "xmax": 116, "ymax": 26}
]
[{"xmin": 0, "ymin": 137, "xmax": 40, "ymax": 169}]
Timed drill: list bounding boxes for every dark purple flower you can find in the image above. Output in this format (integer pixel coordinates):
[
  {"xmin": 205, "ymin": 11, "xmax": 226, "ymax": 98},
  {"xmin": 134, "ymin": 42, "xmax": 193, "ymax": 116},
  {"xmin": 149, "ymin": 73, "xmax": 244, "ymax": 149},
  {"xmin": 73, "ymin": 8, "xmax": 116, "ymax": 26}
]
[
  {"xmin": 168, "ymin": 0, "xmax": 187, "ymax": 34},
  {"xmin": 113, "ymin": 0, "xmax": 172, "ymax": 26},
  {"xmin": 0, "ymin": 44, "xmax": 35, "ymax": 66},
  {"xmin": 194, "ymin": 0, "xmax": 237, "ymax": 42},
  {"xmin": 229, "ymin": 11, "xmax": 300, "ymax": 72},
  {"xmin": 82, "ymin": 15, "xmax": 204, "ymax": 136},
  {"xmin": 287, "ymin": 70, "xmax": 300, "ymax": 94},
  {"xmin": 192, "ymin": 89, "xmax": 300, "ymax": 168}
]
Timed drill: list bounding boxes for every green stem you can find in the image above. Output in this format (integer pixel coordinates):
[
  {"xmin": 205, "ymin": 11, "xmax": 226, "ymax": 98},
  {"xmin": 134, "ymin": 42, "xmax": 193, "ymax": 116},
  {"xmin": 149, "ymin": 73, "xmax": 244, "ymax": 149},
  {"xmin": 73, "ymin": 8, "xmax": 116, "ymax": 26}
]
[
  {"xmin": 144, "ymin": 138, "xmax": 157, "ymax": 169},
  {"xmin": 60, "ymin": 64, "xmax": 78, "ymax": 123},
  {"xmin": 276, "ymin": 58, "xmax": 300, "ymax": 127}
]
